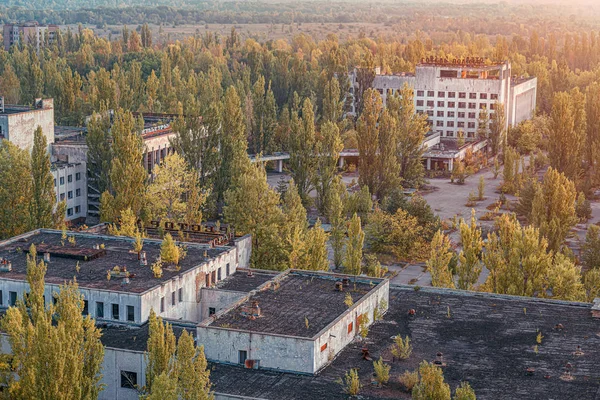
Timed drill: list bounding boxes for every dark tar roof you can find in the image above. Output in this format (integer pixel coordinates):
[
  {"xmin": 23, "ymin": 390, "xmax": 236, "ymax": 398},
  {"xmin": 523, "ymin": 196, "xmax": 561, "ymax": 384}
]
[
  {"xmin": 208, "ymin": 286, "xmax": 600, "ymax": 400},
  {"xmin": 209, "ymin": 272, "xmax": 378, "ymax": 337},
  {"xmin": 0, "ymin": 106, "xmax": 36, "ymax": 115},
  {"xmin": 100, "ymin": 321, "xmax": 194, "ymax": 352},
  {"xmin": 214, "ymin": 269, "xmax": 279, "ymax": 293},
  {"xmin": 0, "ymin": 230, "xmax": 228, "ymax": 294}
]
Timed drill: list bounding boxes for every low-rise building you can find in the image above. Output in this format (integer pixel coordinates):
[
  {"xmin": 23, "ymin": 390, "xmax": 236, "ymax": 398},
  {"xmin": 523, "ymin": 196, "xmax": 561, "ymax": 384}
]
[
  {"xmin": 53, "ymin": 113, "xmax": 178, "ymax": 222},
  {"xmin": 198, "ymin": 270, "xmax": 389, "ymax": 375},
  {"xmin": 0, "ymin": 229, "xmax": 251, "ymax": 325}
]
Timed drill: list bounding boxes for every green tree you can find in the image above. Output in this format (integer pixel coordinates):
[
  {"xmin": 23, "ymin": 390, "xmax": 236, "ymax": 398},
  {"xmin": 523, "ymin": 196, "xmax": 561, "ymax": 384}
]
[
  {"xmin": 412, "ymin": 361, "xmax": 451, "ymax": 400},
  {"xmin": 321, "ymin": 77, "xmax": 344, "ymax": 126},
  {"xmin": 1, "ymin": 245, "xmax": 104, "ymax": 400},
  {"xmin": 481, "ymin": 214, "xmax": 552, "ymax": 297},
  {"xmin": 215, "ymin": 86, "xmax": 251, "ymax": 211},
  {"xmin": 146, "ymin": 372, "xmax": 177, "ymax": 400},
  {"xmin": 585, "ymin": 82, "xmax": 600, "ymax": 187},
  {"xmin": 0, "ymin": 140, "xmax": 33, "ymax": 239},
  {"xmin": 376, "ymin": 109, "xmax": 400, "ymax": 199},
  {"xmin": 530, "ymin": 167, "xmax": 577, "ymax": 252},
  {"xmin": 147, "ymin": 153, "xmax": 204, "ymax": 222},
  {"xmin": 454, "ymin": 382, "xmax": 477, "ymax": 400},
  {"xmin": 344, "ymin": 213, "xmax": 364, "ymax": 275},
  {"xmin": 86, "ymin": 111, "xmax": 113, "ymax": 194},
  {"xmin": 548, "ymin": 91, "xmax": 585, "ymax": 183},
  {"xmin": 145, "ymin": 310, "xmax": 177, "ymax": 392},
  {"xmin": 31, "ymin": 126, "xmax": 62, "ymax": 228},
  {"xmin": 582, "ymin": 224, "xmax": 600, "ymax": 269},
  {"xmin": 356, "ymin": 88, "xmax": 382, "ymax": 196},
  {"xmin": 477, "ymin": 106, "xmax": 490, "ymax": 139},
  {"xmin": 327, "ymin": 176, "xmax": 347, "ymax": 269},
  {"xmin": 289, "ymin": 97, "xmax": 317, "ymax": 204},
  {"xmin": 549, "ymin": 253, "xmax": 585, "ymax": 301},
  {"xmin": 314, "ymin": 121, "xmax": 343, "ymax": 213},
  {"xmin": 174, "ymin": 331, "xmax": 213, "ymax": 400},
  {"xmin": 388, "ymin": 85, "xmax": 429, "ymax": 188},
  {"xmin": 427, "ymin": 230, "xmax": 455, "ymax": 288},
  {"xmin": 100, "ymin": 109, "xmax": 146, "ymax": 222},
  {"xmin": 299, "ymin": 219, "xmax": 329, "ymax": 271},
  {"xmin": 145, "ymin": 312, "xmax": 213, "ymax": 399},
  {"xmin": 457, "ymin": 210, "xmax": 483, "ymax": 290},
  {"xmin": 489, "ymin": 102, "xmax": 505, "ymax": 156},
  {"xmin": 365, "ymin": 208, "xmax": 428, "ymax": 261},
  {"xmin": 224, "ymin": 162, "xmax": 286, "ymax": 270}
]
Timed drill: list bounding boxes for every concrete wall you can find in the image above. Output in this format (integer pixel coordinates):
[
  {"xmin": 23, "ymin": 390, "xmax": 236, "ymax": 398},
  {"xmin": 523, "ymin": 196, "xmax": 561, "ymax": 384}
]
[
  {"xmin": 200, "ymin": 288, "xmax": 247, "ymax": 322},
  {"xmin": 234, "ymin": 235, "xmax": 252, "ymax": 269},
  {"xmin": 52, "ymin": 143, "xmax": 89, "ymax": 164},
  {"xmin": 197, "ymin": 327, "xmax": 316, "ymax": 374},
  {"xmin": 312, "ymin": 279, "xmax": 389, "ymax": 373},
  {"xmin": 508, "ymin": 78, "xmax": 537, "ymax": 126},
  {"xmin": 140, "ymin": 246, "xmax": 239, "ymax": 323},
  {"xmin": 52, "ymin": 162, "xmax": 88, "ymax": 221},
  {"xmin": 197, "ymin": 275, "xmax": 390, "ymax": 375},
  {"xmin": 2, "ymin": 103, "xmax": 54, "ymax": 151},
  {"xmin": 0, "ymin": 278, "xmax": 144, "ymax": 324},
  {"xmin": 100, "ymin": 348, "xmax": 145, "ymax": 400}
]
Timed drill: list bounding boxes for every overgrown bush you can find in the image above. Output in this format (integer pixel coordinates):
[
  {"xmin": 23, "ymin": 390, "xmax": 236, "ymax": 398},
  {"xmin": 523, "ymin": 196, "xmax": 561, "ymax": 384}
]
[
  {"xmin": 391, "ymin": 335, "xmax": 412, "ymax": 360},
  {"xmin": 343, "ymin": 368, "xmax": 361, "ymax": 396},
  {"xmin": 399, "ymin": 370, "xmax": 419, "ymax": 391},
  {"xmin": 373, "ymin": 357, "xmax": 390, "ymax": 386}
]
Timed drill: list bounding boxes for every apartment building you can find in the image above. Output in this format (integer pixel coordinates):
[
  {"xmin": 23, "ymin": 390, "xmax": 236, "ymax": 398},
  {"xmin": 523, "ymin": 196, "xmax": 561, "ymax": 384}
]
[
  {"xmin": 348, "ymin": 59, "xmax": 537, "ymax": 138},
  {"xmin": 3, "ymin": 22, "xmax": 59, "ymax": 51}
]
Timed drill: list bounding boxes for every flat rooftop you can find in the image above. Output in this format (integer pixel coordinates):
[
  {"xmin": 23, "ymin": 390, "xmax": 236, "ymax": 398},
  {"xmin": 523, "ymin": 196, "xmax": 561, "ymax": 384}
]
[
  {"xmin": 210, "ymin": 272, "xmax": 380, "ymax": 337},
  {"xmin": 0, "ymin": 106, "xmax": 36, "ymax": 116},
  {"xmin": 208, "ymin": 287, "xmax": 600, "ymax": 400},
  {"xmin": 215, "ymin": 269, "xmax": 279, "ymax": 293},
  {"xmin": 100, "ymin": 321, "xmax": 194, "ymax": 352},
  {"xmin": 0, "ymin": 230, "xmax": 228, "ymax": 294}
]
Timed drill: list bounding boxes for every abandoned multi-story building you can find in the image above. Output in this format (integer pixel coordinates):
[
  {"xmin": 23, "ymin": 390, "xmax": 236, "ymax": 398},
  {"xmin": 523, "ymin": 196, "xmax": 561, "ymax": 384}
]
[
  {"xmin": 348, "ymin": 59, "xmax": 537, "ymax": 138},
  {"xmin": 3, "ymin": 22, "xmax": 59, "ymax": 52},
  {"xmin": 52, "ymin": 112, "xmax": 177, "ymax": 222},
  {"xmin": 0, "ymin": 97, "xmax": 55, "ymax": 150}
]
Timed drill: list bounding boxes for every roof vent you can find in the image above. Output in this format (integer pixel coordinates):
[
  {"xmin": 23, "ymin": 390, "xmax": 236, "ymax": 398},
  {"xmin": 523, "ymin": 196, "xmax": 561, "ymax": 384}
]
[
  {"xmin": 335, "ymin": 281, "xmax": 343, "ymax": 291},
  {"xmin": 241, "ymin": 300, "xmax": 261, "ymax": 320},
  {"xmin": 0, "ymin": 259, "xmax": 12, "ymax": 272}
]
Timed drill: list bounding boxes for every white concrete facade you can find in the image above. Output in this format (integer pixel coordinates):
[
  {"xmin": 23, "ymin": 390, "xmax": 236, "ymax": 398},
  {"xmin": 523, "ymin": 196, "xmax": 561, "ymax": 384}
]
[
  {"xmin": 0, "ymin": 98, "xmax": 54, "ymax": 151},
  {"xmin": 348, "ymin": 61, "xmax": 537, "ymax": 138},
  {"xmin": 197, "ymin": 273, "xmax": 390, "ymax": 375},
  {"xmin": 52, "ymin": 161, "xmax": 88, "ymax": 222}
]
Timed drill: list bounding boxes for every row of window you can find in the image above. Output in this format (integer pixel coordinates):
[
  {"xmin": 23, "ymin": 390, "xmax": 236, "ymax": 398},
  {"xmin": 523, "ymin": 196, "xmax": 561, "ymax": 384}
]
[
  {"xmin": 54, "ymin": 172, "xmax": 82, "ymax": 187},
  {"xmin": 66, "ymin": 206, "xmax": 81, "ymax": 217},
  {"xmin": 436, "ymin": 120, "xmax": 485, "ymax": 129},
  {"xmin": 58, "ymin": 188, "xmax": 82, "ymax": 201},
  {"xmin": 417, "ymin": 90, "xmax": 499, "ymax": 100},
  {"xmin": 0, "ymin": 290, "xmax": 136, "ymax": 322},
  {"xmin": 417, "ymin": 100, "xmax": 496, "ymax": 110},
  {"xmin": 443, "ymin": 131, "xmax": 477, "ymax": 138},
  {"xmin": 160, "ymin": 287, "xmax": 184, "ymax": 312}
]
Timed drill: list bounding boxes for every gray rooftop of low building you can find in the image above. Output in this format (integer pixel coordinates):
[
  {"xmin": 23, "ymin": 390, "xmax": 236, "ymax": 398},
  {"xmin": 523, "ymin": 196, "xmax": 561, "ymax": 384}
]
[
  {"xmin": 214, "ymin": 269, "xmax": 279, "ymax": 293},
  {"xmin": 209, "ymin": 271, "xmax": 382, "ymax": 338},
  {"xmin": 0, "ymin": 230, "xmax": 228, "ymax": 294},
  {"xmin": 208, "ymin": 286, "xmax": 600, "ymax": 400},
  {"xmin": 0, "ymin": 105, "xmax": 36, "ymax": 116},
  {"xmin": 100, "ymin": 321, "xmax": 195, "ymax": 352}
]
